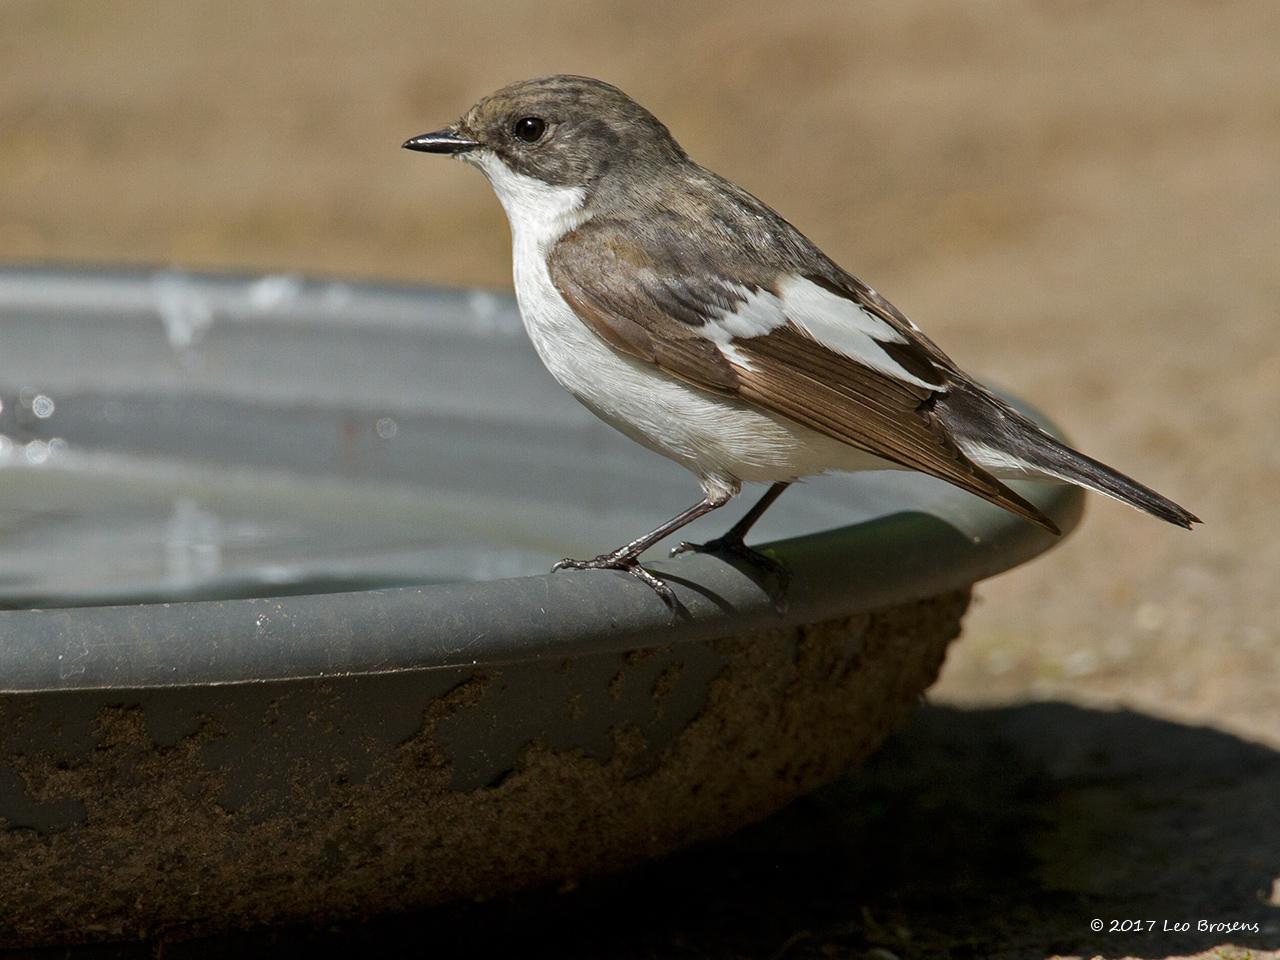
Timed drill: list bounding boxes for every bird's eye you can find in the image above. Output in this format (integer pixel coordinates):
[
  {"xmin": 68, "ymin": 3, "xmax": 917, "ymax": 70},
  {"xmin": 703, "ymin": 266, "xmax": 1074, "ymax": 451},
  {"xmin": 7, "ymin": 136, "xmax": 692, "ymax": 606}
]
[{"xmin": 512, "ymin": 116, "xmax": 547, "ymax": 143}]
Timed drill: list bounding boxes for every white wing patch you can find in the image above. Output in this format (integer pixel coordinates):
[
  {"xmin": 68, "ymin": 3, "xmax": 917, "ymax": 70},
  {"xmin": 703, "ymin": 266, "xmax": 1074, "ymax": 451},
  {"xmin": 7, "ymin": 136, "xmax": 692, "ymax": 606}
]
[
  {"xmin": 703, "ymin": 275, "xmax": 943, "ymax": 389},
  {"xmin": 713, "ymin": 285, "xmax": 787, "ymax": 340}
]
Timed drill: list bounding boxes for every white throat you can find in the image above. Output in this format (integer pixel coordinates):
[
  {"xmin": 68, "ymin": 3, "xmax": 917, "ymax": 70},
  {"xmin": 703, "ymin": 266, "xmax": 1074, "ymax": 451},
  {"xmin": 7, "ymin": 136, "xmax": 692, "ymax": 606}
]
[{"xmin": 466, "ymin": 151, "xmax": 589, "ymax": 253}]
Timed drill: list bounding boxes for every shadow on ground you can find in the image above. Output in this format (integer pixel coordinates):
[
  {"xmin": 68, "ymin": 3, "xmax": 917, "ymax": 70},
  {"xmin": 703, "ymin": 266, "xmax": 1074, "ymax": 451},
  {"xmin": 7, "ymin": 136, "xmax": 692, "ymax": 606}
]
[{"xmin": 13, "ymin": 703, "xmax": 1280, "ymax": 960}]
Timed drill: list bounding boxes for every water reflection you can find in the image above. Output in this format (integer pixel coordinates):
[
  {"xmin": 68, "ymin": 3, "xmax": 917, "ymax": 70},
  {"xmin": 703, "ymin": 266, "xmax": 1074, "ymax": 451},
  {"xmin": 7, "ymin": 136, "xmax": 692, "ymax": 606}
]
[
  {"xmin": 22, "ymin": 440, "xmax": 49, "ymax": 465},
  {"xmin": 246, "ymin": 273, "xmax": 303, "ymax": 312},
  {"xmin": 0, "ymin": 455, "xmax": 557, "ymax": 609},
  {"xmin": 152, "ymin": 271, "xmax": 215, "ymax": 361},
  {"xmin": 164, "ymin": 497, "xmax": 223, "ymax": 584},
  {"xmin": 31, "ymin": 394, "xmax": 55, "ymax": 419}
]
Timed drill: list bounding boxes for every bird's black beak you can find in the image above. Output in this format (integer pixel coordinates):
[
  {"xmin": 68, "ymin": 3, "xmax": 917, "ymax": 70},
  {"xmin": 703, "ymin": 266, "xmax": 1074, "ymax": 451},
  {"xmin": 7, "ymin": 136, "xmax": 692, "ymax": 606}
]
[{"xmin": 401, "ymin": 129, "xmax": 481, "ymax": 155}]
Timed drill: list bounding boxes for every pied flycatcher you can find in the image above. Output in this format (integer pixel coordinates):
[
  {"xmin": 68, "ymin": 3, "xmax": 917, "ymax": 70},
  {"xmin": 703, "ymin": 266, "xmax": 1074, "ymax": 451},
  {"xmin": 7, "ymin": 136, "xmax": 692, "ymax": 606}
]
[{"xmin": 404, "ymin": 75, "xmax": 1198, "ymax": 604}]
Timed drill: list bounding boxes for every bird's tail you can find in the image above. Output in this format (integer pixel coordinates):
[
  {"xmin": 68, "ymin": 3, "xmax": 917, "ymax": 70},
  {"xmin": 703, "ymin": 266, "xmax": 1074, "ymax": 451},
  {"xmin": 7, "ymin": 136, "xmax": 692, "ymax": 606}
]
[{"xmin": 941, "ymin": 389, "xmax": 1201, "ymax": 530}]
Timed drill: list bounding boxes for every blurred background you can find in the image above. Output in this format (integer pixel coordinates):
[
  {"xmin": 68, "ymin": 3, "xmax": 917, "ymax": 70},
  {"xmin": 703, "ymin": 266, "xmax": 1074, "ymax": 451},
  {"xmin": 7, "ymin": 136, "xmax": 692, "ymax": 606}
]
[{"xmin": 1, "ymin": 1, "xmax": 1276, "ymax": 955}]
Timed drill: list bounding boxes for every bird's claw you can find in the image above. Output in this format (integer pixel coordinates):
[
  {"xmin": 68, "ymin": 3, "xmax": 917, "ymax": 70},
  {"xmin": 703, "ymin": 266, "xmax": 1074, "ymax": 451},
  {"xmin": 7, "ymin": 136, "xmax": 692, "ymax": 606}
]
[
  {"xmin": 669, "ymin": 536, "xmax": 791, "ymax": 612},
  {"xmin": 551, "ymin": 554, "xmax": 678, "ymax": 608},
  {"xmin": 668, "ymin": 539, "xmax": 702, "ymax": 559}
]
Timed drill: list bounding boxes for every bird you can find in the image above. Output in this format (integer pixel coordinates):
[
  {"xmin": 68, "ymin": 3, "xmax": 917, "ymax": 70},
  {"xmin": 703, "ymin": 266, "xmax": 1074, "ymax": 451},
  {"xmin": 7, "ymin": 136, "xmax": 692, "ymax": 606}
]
[{"xmin": 403, "ymin": 75, "xmax": 1198, "ymax": 606}]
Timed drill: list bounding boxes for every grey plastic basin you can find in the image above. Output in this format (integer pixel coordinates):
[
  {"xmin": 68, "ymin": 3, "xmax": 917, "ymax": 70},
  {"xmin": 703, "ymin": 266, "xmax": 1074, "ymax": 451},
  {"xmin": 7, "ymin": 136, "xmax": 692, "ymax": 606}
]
[{"xmin": 0, "ymin": 266, "xmax": 1081, "ymax": 945}]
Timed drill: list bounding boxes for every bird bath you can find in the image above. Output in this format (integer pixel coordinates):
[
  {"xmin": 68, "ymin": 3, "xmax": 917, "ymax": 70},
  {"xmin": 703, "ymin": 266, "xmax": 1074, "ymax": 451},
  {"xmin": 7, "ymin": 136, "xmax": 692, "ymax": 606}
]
[{"xmin": 0, "ymin": 266, "xmax": 1082, "ymax": 945}]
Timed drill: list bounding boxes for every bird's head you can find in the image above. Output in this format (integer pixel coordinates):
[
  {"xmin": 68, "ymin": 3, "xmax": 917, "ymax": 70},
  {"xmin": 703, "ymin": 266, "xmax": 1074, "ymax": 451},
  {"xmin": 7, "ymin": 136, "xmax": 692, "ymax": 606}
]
[{"xmin": 403, "ymin": 75, "xmax": 686, "ymax": 205}]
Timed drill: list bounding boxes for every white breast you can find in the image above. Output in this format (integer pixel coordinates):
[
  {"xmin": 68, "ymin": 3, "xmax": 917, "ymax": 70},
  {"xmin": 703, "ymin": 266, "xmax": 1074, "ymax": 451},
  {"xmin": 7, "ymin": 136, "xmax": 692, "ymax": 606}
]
[{"xmin": 467, "ymin": 151, "xmax": 894, "ymax": 495}]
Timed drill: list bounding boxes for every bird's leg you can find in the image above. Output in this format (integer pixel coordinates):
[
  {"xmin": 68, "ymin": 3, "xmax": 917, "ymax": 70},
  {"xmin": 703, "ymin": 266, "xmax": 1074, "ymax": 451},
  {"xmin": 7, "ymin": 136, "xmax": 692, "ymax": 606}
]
[
  {"xmin": 671, "ymin": 481, "xmax": 791, "ymax": 588},
  {"xmin": 552, "ymin": 493, "xmax": 731, "ymax": 606}
]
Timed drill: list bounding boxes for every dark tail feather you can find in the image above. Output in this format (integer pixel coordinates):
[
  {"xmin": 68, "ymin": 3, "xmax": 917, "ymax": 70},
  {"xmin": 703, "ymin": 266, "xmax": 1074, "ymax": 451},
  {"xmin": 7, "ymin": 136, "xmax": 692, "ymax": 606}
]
[
  {"xmin": 1020, "ymin": 433, "xmax": 1200, "ymax": 528},
  {"xmin": 942, "ymin": 390, "xmax": 1201, "ymax": 530}
]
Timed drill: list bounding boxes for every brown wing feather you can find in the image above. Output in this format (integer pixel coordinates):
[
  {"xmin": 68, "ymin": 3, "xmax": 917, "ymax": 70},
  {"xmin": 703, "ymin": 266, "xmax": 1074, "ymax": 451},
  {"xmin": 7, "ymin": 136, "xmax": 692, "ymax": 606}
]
[
  {"xmin": 549, "ymin": 219, "xmax": 1059, "ymax": 534},
  {"xmin": 735, "ymin": 327, "xmax": 1058, "ymax": 532}
]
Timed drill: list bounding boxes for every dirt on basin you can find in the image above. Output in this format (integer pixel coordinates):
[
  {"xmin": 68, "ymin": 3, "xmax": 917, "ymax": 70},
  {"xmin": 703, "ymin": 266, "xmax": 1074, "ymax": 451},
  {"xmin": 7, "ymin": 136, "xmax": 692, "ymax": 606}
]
[{"xmin": 0, "ymin": 593, "xmax": 968, "ymax": 947}]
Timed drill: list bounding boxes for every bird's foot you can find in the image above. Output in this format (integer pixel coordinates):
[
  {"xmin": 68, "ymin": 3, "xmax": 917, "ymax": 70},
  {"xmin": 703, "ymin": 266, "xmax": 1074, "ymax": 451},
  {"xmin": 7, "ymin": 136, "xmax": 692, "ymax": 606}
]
[
  {"xmin": 670, "ymin": 536, "xmax": 790, "ymax": 611},
  {"xmin": 552, "ymin": 553, "xmax": 678, "ymax": 608}
]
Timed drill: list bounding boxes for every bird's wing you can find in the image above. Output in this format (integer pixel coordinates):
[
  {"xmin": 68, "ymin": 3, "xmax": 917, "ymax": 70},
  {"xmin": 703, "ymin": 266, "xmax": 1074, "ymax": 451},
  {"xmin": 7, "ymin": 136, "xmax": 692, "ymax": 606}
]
[{"xmin": 549, "ymin": 215, "xmax": 1058, "ymax": 533}]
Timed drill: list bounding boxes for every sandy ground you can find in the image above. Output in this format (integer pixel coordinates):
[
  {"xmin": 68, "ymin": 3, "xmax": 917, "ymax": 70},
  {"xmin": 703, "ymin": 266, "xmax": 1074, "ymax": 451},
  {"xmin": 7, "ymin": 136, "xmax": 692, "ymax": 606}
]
[{"xmin": 2, "ymin": 2, "xmax": 1277, "ymax": 957}]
